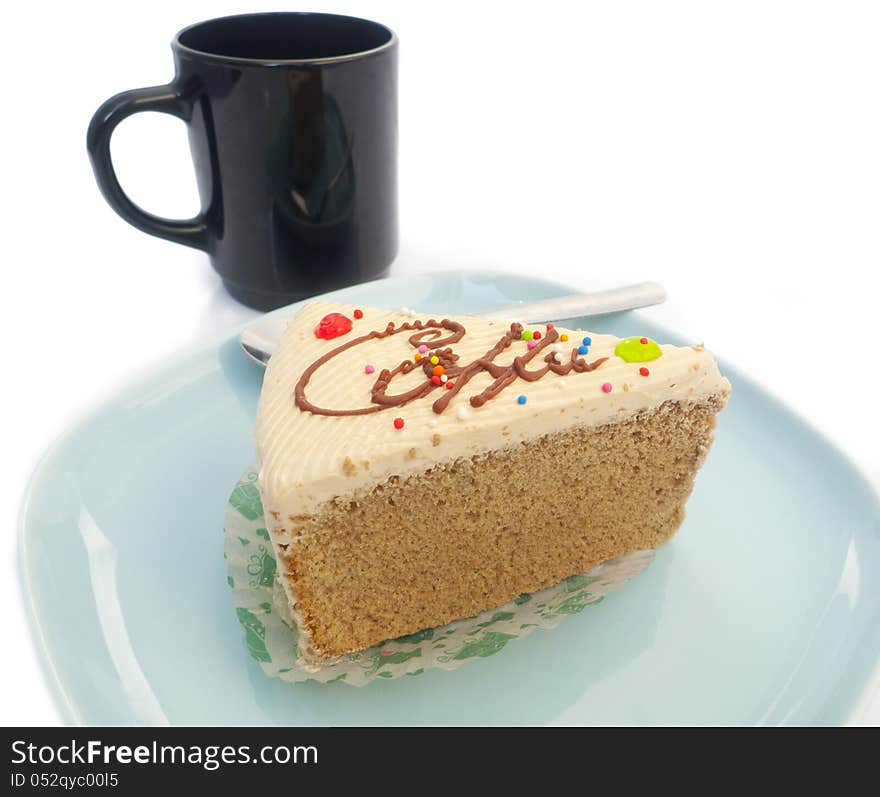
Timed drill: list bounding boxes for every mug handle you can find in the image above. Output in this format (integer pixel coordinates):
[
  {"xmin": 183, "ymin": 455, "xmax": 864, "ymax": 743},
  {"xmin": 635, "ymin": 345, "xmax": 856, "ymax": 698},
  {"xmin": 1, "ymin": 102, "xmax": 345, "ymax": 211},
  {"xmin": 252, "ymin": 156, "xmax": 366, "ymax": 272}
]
[{"xmin": 87, "ymin": 83, "xmax": 209, "ymax": 250}]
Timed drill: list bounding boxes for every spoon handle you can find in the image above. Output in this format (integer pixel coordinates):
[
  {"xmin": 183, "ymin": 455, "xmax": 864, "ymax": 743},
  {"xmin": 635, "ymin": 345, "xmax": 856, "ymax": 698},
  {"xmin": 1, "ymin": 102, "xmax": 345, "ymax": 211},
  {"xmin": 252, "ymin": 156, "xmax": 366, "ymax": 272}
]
[{"xmin": 477, "ymin": 281, "xmax": 666, "ymax": 323}]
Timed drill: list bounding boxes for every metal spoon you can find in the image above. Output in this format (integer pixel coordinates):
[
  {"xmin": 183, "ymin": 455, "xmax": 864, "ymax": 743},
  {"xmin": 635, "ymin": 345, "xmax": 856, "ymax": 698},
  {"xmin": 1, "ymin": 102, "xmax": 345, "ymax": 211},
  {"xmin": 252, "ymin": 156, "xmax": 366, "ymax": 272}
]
[{"xmin": 239, "ymin": 281, "xmax": 666, "ymax": 367}]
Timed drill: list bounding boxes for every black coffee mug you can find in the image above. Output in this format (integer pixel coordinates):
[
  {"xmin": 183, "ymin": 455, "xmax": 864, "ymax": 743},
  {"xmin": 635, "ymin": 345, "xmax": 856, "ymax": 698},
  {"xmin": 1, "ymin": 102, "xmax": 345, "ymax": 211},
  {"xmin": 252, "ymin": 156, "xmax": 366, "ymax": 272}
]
[{"xmin": 87, "ymin": 12, "xmax": 398, "ymax": 310}]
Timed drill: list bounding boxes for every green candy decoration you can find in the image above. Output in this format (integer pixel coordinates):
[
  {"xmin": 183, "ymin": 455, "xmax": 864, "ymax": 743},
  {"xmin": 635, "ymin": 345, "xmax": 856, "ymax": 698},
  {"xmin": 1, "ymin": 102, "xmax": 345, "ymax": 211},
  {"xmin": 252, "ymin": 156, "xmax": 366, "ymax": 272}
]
[{"xmin": 614, "ymin": 336, "xmax": 662, "ymax": 363}]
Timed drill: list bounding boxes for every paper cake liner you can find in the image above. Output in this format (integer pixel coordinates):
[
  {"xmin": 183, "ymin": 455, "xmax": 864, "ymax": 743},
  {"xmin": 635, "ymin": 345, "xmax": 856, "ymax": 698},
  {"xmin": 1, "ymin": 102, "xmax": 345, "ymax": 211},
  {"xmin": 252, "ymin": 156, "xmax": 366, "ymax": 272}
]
[{"xmin": 225, "ymin": 466, "xmax": 654, "ymax": 686}]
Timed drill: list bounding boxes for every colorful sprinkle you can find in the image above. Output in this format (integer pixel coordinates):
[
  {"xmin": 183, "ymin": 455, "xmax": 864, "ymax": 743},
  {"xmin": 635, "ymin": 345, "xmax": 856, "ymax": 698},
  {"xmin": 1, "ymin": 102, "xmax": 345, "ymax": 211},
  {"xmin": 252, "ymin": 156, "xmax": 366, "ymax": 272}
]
[
  {"xmin": 615, "ymin": 336, "xmax": 662, "ymax": 363},
  {"xmin": 364, "ymin": 364, "xmax": 375, "ymax": 374},
  {"xmin": 388, "ymin": 322, "xmax": 395, "ymax": 330},
  {"xmin": 414, "ymin": 353, "xmax": 422, "ymax": 362},
  {"xmin": 639, "ymin": 367, "xmax": 650, "ymax": 377},
  {"xmin": 393, "ymin": 417, "xmax": 404, "ymax": 430},
  {"xmin": 582, "ymin": 336, "xmax": 592, "ymax": 346},
  {"xmin": 445, "ymin": 381, "xmax": 455, "ymax": 389},
  {"xmin": 533, "ymin": 331, "xmax": 542, "ymax": 340},
  {"xmin": 432, "ymin": 365, "xmax": 445, "ymax": 376},
  {"xmin": 418, "ymin": 344, "xmax": 428, "ymax": 353},
  {"xmin": 353, "ymin": 309, "xmax": 364, "ymax": 319},
  {"xmin": 517, "ymin": 394, "xmax": 527, "ymax": 405},
  {"xmin": 601, "ymin": 382, "xmax": 612, "ymax": 393},
  {"xmin": 546, "ymin": 323, "xmax": 554, "ymax": 331},
  {"xmin": 315, "ymin": 312, "xmax": 352, "ymax": 340},
  {"xmin": 577, "ymin": 345, "xmax": 589, "ymax": 356},
  {"xmin": 522, "ymin": 330, "xmax": 534, "ymax": 341},
  {"xmin": 431, "ymin": 375, "xmax": 442, "ymax": 385},
  {"xmin": 440, "ymin": 374, "xmax": 448, "ymax": 383},
  {"xmin": 560, "ymin": 334, "xmax": 569, "ymax": 342},
  {"xmin": 430, "ymin": 355, "xmax": 440, "ymax": 365},
  {"xmin": 527, "ymin": 340, "xmax": 537, "ymax": 350}
]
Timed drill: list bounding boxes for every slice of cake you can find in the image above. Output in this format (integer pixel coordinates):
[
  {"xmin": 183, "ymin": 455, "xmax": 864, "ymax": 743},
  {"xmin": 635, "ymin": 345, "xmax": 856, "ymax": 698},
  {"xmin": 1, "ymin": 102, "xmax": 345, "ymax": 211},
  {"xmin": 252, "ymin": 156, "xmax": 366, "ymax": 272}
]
[{"xmin": 256, "ymin": 302, "xmax": 730, "ymax": 664}]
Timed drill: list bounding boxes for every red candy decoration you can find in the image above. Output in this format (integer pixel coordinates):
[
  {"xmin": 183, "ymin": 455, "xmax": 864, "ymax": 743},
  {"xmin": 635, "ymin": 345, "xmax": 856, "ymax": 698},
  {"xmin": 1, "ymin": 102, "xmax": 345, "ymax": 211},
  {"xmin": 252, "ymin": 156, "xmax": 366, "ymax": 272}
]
[
  {"xmin": 446, "ymin": 381, "xmax": 455, "ymax": 389},
  {"xmin": 315, "ymin": 313, "xmax": 353, "ymax": 340},
  {"xmin": 353, "ymin": 309, "xmax": 364, "ymax": 319},
  {"xmin": 533, "ymin": 331, "xmax": 542, "ymax": 340},
  {"xmin": 640, "ymin": 337, "xmax": 648, "ymax": 344},
  {"xmin": 639, "ymin": 367, "xmax": 650, "ymax": 376},
  {"xmin": 393, "ymin": 417, "xmax": 404, "ymax": 430},
  {"xmin": 546, "ymin": 323, "xmax": 554, "ymax": 330},
  {"xmin": 431, "ymin": 375, "xmax": 442, "ymax": 385}
]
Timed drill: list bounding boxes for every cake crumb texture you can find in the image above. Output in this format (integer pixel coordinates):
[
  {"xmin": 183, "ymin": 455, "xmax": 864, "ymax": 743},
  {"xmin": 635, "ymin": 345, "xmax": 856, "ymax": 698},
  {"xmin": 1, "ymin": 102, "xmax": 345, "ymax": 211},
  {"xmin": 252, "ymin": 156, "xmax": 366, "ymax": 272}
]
[{"xmin": 275, "ymin": 396, "xmax": 725, "ymax": 660}]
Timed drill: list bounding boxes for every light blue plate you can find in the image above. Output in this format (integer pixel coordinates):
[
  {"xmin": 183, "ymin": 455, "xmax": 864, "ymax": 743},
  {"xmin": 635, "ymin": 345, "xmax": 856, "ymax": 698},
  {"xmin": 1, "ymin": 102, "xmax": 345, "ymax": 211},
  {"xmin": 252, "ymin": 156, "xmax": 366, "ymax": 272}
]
[{"xmin": 19, "ymin": 271, "xmax": 880, "ymax": 725}]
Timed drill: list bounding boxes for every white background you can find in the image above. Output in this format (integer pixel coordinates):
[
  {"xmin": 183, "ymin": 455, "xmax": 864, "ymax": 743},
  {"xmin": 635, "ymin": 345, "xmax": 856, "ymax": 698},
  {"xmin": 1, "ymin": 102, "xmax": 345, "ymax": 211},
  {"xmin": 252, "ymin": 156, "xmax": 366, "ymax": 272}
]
[{"xmin": 2, "ymin": 0, "xmax": 879, "ymax": 725}]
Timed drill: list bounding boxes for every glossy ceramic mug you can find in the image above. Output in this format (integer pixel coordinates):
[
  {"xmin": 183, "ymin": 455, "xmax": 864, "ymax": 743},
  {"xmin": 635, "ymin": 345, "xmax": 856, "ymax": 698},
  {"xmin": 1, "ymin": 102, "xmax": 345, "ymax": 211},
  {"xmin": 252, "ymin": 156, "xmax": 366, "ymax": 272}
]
[{"xmin": 87, "ymin": 12, "xmax": 398, "ymax": 310}]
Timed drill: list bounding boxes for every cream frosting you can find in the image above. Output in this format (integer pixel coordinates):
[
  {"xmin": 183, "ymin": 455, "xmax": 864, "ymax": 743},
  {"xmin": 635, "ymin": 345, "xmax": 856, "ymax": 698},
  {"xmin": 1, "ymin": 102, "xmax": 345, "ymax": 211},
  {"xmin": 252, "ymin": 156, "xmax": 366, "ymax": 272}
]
[{"xmin": 256, "ymin": 301, "xmax": 731, "ymax": 520}]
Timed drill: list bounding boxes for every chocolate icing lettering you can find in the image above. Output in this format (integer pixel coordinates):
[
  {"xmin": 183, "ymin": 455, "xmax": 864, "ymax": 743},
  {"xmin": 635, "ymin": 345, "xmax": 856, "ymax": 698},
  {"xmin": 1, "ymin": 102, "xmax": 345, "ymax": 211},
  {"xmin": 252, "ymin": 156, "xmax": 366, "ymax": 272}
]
[{"xmin": 293, "ymin": 320, "xmax": 606, "ymax": 416}]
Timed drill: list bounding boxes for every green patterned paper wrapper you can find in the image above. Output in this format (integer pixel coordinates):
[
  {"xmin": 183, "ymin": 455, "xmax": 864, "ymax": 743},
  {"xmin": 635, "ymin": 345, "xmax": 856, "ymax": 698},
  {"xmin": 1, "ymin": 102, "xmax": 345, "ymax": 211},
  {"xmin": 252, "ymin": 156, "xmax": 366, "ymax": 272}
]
[{"xmin": 225, "ymin": 467, "xmax": 654, "ymax": 686}]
